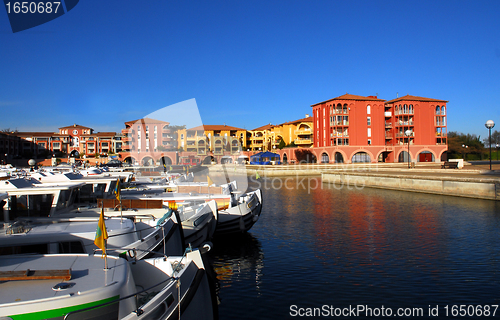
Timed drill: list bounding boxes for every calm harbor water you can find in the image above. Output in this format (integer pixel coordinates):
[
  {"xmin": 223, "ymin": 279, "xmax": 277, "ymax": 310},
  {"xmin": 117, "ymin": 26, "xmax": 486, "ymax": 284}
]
[{"xmin": 207, "ymin": 176, "xmax": 500, "ymax": 319}]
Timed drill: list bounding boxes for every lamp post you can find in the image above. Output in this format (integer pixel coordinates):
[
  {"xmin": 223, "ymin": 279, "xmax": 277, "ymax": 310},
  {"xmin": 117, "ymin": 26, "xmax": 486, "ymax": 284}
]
[
  {"xmin": 496, "ymin": 144, "xmax": 499, "ymax": 161},
  {"xmin": 405, "ymin": 129, "xmax": 411, "ymax": 168},
  {"xmin": 485, "ymin": 120, "xmax": 495, "ymax": 170},
  {"xmin": 462, "ymin": 144, "xmax": 468, "ymax": 161}
]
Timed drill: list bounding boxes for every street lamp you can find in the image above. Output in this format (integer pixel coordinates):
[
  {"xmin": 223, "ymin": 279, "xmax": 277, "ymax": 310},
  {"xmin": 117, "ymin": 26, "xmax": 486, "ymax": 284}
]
[
  {"xmin": 485, "ymin": 120, "xmax": 495, "ymax": 170},
  {"xmin": 496, "ymin": 144, "xmax": 499, "ymax": 161},
  {"xmin": 405, "ymin": 129, "xmax": 412, "ymax": 168},
  {"xmin": 462, "ymin": 144, "xmax": 468, "ymax": 161}
]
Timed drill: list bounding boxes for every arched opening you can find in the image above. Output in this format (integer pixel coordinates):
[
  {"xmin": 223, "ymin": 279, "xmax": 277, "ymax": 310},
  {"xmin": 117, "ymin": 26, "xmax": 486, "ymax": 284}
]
[
  {"xmin": 160, "ymin": 156, "xmax": 172, "ymax": 166},
  {"xmin": 321, "ymin": 152, "xmax": 329, "ymax": 163},
  {"xmin": 398, "ymin": 151, "xmax": 411, "ymax": 163},
  {"xmin": 440, "ymin": 151, "xmax": 448, "ymax": 161},
  {"xmin": 221, "ymin": 156, "xmax": 232, "ymax": 164},
  {"xmin": 203, "ymin": 156, "xmax": 215, "ymax": 164},
  {"xmin": 409, "ymin": 104, "xmax": 414, "ymax": 114},
  {"xmin": 441, "ymin": 106, "xmax": 446, "ymax": 115},
  {"xmin": 343, "ymin": 104, "xmax": 348, "ymax": 114},
  {"xmin": 283, "ymin": 153, "xmax": 288, "ymax": 164},
  {"xmin": 418, "ymin": 151, "xmax": 435, "ymax": 162},
  {"xmin": 123, "ymin": 156, "xmax": 135, "ymax": 165},
  {"xmin": 436, "ymin": 106, "xmax": 441, "ymax": 115},
  {"xmin": 70, "ymin": 150, "xmax": 80, "ymax": 158},
  {"xmin": 142, "ymin": 156, "xmax": 154, "ymax": 166},
  {"xmin": 378, "ymin": 151, "xmax": 391, "ymax": 163},
  {"xmin": 367, "ymin": 105, "xmax": 371, "ymax": 115},
  {"xmin": 336, "ymin": 104, "xmax": 342, "ymax": 114},
  {"xmin": 334, "ymin": 152, "xmax": 344, "ymax": 163},
  {"xmin": 351, "ymin": 152, "xmax": 371, "ymax": 163}
]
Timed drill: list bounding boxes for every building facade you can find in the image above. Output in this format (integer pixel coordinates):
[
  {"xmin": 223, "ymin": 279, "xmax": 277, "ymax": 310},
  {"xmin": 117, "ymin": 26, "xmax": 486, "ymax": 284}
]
[
  {"xmin": 250, "ymin": 116, "xmax": 313, "ymax": 152},
  {"xmin": 309, "ymin": 94, "xmax": 447, "ymax": 163}
]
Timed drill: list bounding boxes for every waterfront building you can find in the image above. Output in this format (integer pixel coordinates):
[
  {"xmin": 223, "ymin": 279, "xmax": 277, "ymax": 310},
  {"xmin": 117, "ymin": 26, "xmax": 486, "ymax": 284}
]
[
  {"xmin": 309, "ymin": 94, "xmax": 448, "ymax": 163},
  {"xmin": 0, "ymin": 132, "xmax": 21, "ymax": 163},
  {"xmin": 177, "ymin": 125, "xmax": 250, "ymax": 156},
  {"xmin": 250, "ymin": 115, "xmax": 313, "ymax": 152},
  {"xmin": 119, "ymin": 117, "xmax": 179, "ymax": 166}
]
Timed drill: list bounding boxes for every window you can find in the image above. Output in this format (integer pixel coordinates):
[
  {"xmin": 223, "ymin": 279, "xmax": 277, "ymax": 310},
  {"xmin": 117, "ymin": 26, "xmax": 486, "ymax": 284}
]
[
  {"xmin": 368, "ymin": 139, "xmax": 372, "ymax": 145},
  {"xmin": 368, "ymin": 128, "xmax": 371, "ymax": 137},
  {"xmin": 367, "ymin": 117, "xmax": 371, "ymax": 126},
  {"xmin": 367, "ymin": 105, "xmax": 371, "ymax": 114}
]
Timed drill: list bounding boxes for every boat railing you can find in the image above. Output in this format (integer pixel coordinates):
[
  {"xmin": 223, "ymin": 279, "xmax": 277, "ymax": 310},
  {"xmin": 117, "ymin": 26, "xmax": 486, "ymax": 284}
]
[{"xmin": 64, "ymin": 247, "xmax": 195, "ymax": 320}]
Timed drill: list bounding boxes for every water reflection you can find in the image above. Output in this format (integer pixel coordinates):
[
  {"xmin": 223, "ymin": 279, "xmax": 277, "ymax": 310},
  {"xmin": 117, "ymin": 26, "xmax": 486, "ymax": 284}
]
[
  {"xmin": 210, "ymin": 176, "xmax": 500, "ymax": 319},
  {"xmin": 208, "ymin": 233, "xmax": 264, "ymax": 290}
]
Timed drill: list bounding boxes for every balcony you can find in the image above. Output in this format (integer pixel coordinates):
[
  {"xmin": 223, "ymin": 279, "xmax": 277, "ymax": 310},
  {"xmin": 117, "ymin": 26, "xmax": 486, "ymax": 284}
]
[
  {"xmin": 395, "ymin": 132, "xmax": 415, "ymax": 138},
  {"xmin": 384, "ymin": 111, "xmax": 392, "ymax": 117},
  {"xmin": 295, "ymin": 138, "xmax": 312, "ymax": 145},
  {"xmin": 396, "ymin": 121, "xmax": 414, "ymax": 126},
  {"xmin": 294, "ymin": 129, "xmax": 312, "ymax": 135}
]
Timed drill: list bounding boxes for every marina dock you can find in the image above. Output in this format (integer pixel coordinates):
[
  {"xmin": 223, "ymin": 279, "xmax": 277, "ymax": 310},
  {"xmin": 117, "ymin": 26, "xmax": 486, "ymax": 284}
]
[{"xmin": 209, "ymin": 162, "xmax": 500, "ymax": 201}]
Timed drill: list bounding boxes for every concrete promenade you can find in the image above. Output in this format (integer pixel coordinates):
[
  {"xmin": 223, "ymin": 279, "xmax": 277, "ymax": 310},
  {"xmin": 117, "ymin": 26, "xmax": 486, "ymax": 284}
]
[{"xmin": 208, "ymin": 162, "xmax": 500, "ymax": 201}]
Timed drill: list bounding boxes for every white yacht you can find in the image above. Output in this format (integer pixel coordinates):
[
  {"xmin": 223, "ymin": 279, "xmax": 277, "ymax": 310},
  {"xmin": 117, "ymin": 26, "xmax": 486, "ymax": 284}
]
[{"xmin": 0, "ymin": 249, "xmax": 215, "ymax": 320}]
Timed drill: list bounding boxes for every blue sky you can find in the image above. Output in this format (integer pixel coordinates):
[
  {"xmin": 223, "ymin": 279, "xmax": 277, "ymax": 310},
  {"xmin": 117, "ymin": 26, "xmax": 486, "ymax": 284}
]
[{"xmin": 1, "ymin": 0, "xmax": 499, "ymax": 137}]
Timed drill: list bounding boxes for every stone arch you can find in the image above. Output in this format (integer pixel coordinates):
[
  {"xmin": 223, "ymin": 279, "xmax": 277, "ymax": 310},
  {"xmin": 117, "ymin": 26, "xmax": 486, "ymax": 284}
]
[
  {"xmin": 397, "ymin": 150, "xmax": 412, "ymax": 163},
  {"xmin": 202, "ymin": 156, "xmax": 215, "ymax": 164},
  {"xmin": 334, "ymin": 151, "xmax": 345, "ymax": 163},
  {"xmin": 160, "ymin": 156, "xmax": 173, "ymax": 166},
  {"xmin": 351, "ymin": 151, "xmax": 372, "ymax": 163},
  {"xmin": 123, "ymin": 156, "xmax": 135, "ymax": 164},
  {"xmin": 141, "ymin": 156, "xmax": 155, "ymax": 166},
  {"xmin": 439, "ymin": 150, "xmax": 448, "ymax": 162},
  {"xmin": 320, "ymin": 152, "xmax": 330, "ymax": 163},
  {"xmin": 282, "ymin": 152, "xmax": 288, "ymax": 164},
  {"xmin": 349, "ymin": 149, "xmax": 375, "ymax": 163},
  {"xmin": 415, "ymin": 149, "xmax": 436, "ymax": 162}
]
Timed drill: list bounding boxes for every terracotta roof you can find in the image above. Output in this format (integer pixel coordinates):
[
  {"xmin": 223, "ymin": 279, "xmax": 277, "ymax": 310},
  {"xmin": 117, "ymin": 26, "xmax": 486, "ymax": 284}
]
[
  {"xmin": 385, "ymin": 94, "xmax": 448, "ymax": 104},
  {"xmin": 15, "ymin": 132, "xmax": 63, "ymax": 137},
  {"xmin": 58, "ymin": 124, "xmax": 92, "ymax": 129},
  {"xmin": 279, "ymin": 116, "xmax": 313, "ymax": 126},
  {"xmin": 252, "ymin": 124, "xmax": 274, "ymax": 131},
  {"xmin": 80, "ymin": 132, "xmax": 117, "ymax": 137},
  {"xmin": 188, "ymin": 125, "xmax": 246, "ymax": 131},
  {"xmin": 312, "ymin": 94, "xmax": 385, "ymax": 106},
  {"xmin": 124, "ymin": 117, "xmax": 170, "ymax": 125}
]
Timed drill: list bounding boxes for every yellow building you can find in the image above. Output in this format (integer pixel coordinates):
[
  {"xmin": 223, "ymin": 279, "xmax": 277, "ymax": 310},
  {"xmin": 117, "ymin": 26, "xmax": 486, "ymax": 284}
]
[
  {"xmin": 177, "ymin": 125, "xmax": 250, "ymax": 155},
  {"xmin": 250, "ymin": 115, "xmax": 313, "ymax": 151}
]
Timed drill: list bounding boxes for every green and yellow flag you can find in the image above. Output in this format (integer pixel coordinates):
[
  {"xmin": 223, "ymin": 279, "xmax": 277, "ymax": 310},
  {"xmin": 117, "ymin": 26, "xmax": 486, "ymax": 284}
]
[
  {"xmin": 207, "ymin": 175, "xmax": 214, "ymax": 186},
  {"xmin": 94, "ymin": 207, "xmax": 109, "ymax": 258},
  {"xmin": 114, "ymin": 179, "xmax": 121, "ymax": 201},
  {"xmin": 255, "ymin": 170, "xmax": 261, "ymax": 180}
]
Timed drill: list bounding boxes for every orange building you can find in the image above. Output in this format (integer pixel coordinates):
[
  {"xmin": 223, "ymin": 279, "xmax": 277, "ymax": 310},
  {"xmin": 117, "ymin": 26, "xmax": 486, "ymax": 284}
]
[
  {"xmin": 250, "ymin": 116, "xmax": 313, "ymax": 151},
  {"xmin": 310, "ymin": 94, "xmax": 447, "ymax": 163}
]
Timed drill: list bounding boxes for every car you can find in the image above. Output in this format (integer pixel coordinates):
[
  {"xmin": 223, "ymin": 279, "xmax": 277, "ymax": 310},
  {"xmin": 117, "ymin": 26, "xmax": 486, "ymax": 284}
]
[{"xmin": 105, "ymin": 159, "xmax": 122, "ymax": 167}]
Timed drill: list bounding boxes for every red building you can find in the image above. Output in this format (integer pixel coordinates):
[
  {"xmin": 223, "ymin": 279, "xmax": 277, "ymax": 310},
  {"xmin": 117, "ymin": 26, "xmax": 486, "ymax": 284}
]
[
  {"xmin": 120, "ymin": 118, "xmax": 179, "ymax": 166},
  {"xmin": 311, "ymin": 94, "xmax": 447, "ymax": 163}
]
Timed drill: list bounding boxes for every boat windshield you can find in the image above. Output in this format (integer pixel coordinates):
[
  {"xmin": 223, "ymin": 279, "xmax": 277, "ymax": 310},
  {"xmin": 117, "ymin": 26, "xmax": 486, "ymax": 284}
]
[{"xmin": 56, "ymin": 189, "xmax": 77, "ymax": 211}]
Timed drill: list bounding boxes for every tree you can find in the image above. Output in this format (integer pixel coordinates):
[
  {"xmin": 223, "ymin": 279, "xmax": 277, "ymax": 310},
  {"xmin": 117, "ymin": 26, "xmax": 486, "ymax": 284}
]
[
  {"xmin": 482, "ymin": 130, "xmax": 500, "ymax": 147},
  {"xmin": 278, "ymin": 139, "xmax": 286, "ymax": 149},
  {"xmin": 448, "ymin": 131, "xmax": 485, "ymax": 160}
]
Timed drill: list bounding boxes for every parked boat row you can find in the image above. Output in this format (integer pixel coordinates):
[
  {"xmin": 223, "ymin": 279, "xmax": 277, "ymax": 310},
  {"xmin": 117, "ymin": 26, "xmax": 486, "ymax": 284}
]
[{"xmin": 0, "ymin": 165, "xmax": 262, "ymax": 319}]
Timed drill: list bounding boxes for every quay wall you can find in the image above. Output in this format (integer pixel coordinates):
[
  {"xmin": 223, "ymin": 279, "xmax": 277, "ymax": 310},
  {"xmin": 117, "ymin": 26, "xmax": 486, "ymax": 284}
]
[
  {"xmin": 322, "ymin": 172, "xmax": 500, "ymax": 201},
  {"xmin": 208, "ymin": 163, "xmax": 500, "ymax": 201}
]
